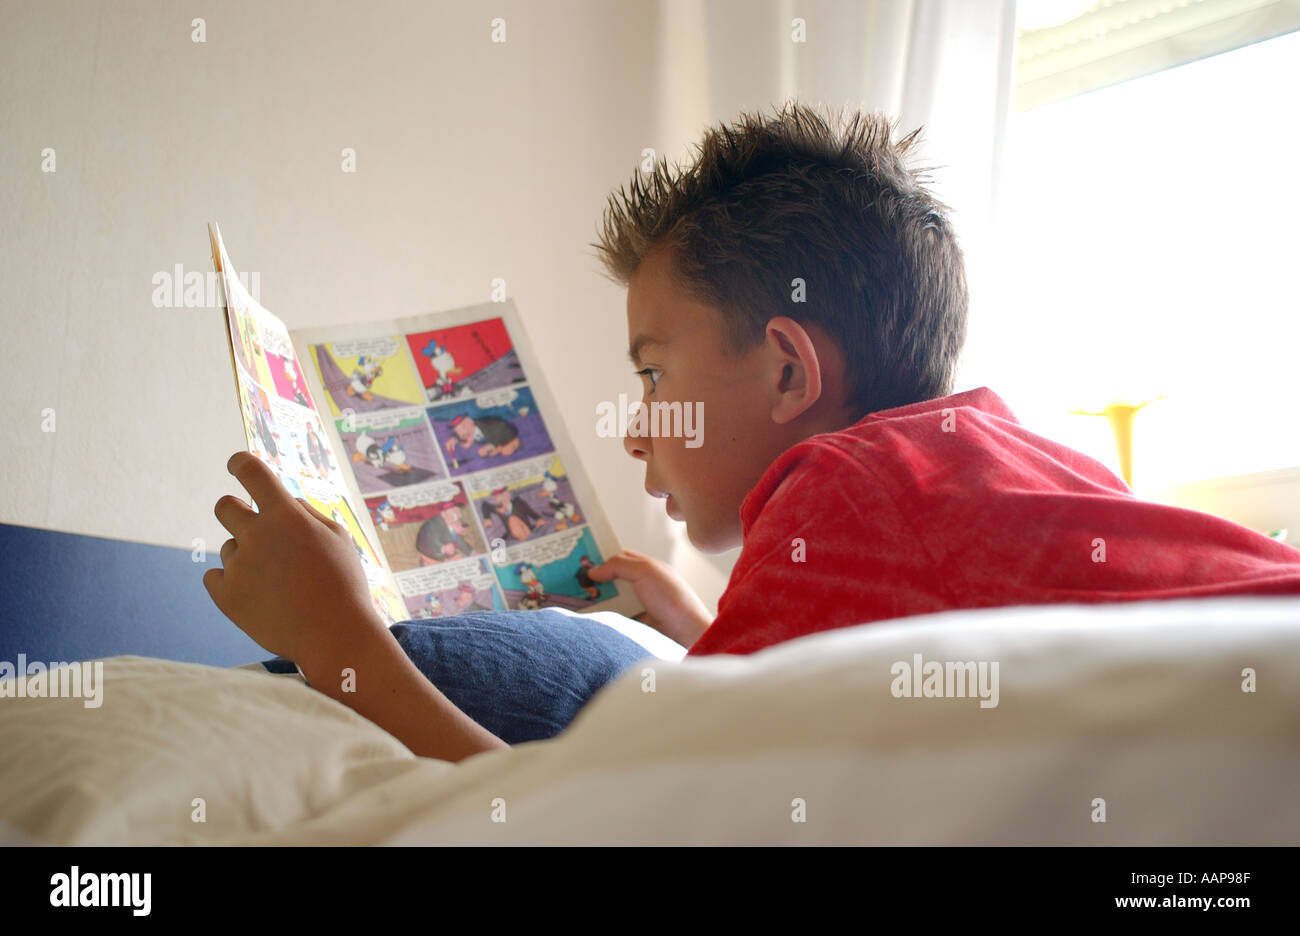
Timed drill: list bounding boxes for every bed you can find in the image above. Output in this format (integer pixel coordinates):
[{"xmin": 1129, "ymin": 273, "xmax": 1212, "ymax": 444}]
[{"xmin": 1, "ymin": 522, "xmax": 1298, "ymax": 845}]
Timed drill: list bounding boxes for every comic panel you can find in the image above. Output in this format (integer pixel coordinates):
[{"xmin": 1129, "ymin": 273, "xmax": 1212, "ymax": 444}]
[
  {"xmin": 428, "ymin": 386, "xmax": 553, "ymax": 476},
  {"xmin": 463, "ymin": 453, "xmax": 588, "ymax": 544},
  {"xmin": 393, "ymin": 557, "xmax": 505, "ymax": 619},
  {"xmin": 238, "ymin": 376, "xmax": 341, "ymax": 489},
  {"xmin": 404, "ymin": 317, "xmax": 526, "ymax": 404},
  {"xmin": 225, "ymin": 277, "xmax": 274, "ymax": 390},
  {"xmin": 271, "ymin": 397, "xmax": 347, "ymax": 490},
  {"xmin": 364, "ymin": 482, "xmax": 487, "ymax": 572},
  {"xmin": 286, "ymin": 477, "xmax": 407, "ymax": 625},
  {"xmin": 310, "ymin": 336, "xmax": 424, "ymax": 417},
  {"xmin": 239, "ymin": 379, "xmax": 286, "ymax": 469},
  {"xmin": 493, "ymin": 526, "xmax": 615, "ymax": 611},
  {"xmin": 336, "ymin": 410, "xmax": 446, "ymax": 493},
  {"xmin": 264, "ymin": 349, "xmax": 313, "ymax": 408},
  {"xmin": 299, "ymin": 480, "xmax": 387, "ymax": 580}
]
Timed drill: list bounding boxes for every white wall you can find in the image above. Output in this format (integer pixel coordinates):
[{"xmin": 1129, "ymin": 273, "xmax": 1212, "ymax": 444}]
[
  {"xmin": 0, "ymin": 0, "xmax": 1046, "ymax": 615},
  {"xmin": 0, "ymin": 0, "xmax": 735, "ymax": 609}
]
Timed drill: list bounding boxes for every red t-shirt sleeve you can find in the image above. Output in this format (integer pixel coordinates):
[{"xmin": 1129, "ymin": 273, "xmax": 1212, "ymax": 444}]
[{"xmin": 686, "ymin": 440, "xmax": 956, "ymax": 656}]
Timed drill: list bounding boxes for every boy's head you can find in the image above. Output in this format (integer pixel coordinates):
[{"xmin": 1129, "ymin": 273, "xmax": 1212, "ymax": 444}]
[{"xmin": 592, "ymin": 101, "xmax": 968, "ymax": 553}]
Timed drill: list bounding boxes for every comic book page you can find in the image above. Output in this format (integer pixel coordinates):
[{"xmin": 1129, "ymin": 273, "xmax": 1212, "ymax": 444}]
[
  {"xmin": 290, "ymin": 302, "xmax": 642, "ymax": 621},
  {"xmin": 207, "ymin": 223, "xmax": 409, "ymax": 626}
]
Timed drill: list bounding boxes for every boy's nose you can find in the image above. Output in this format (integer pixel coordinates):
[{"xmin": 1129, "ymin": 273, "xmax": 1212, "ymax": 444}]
[{"xmin": 623, "ymin": 432, "xmax": 649, "ymax": 461}]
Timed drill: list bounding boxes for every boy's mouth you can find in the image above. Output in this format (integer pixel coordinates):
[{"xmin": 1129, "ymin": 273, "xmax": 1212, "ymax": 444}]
[{"xmin": 646, "ymin": 485, "xmax": 681, "ymax": 519}]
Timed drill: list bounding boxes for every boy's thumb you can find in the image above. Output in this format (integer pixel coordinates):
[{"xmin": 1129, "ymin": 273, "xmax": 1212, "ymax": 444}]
[
  {"xmin": 587, "ymin": 554, "xmax": 646, "ymax": 583},
  {"xmin": 585, "ymin": 558, "xmax": 624, "ymax": 582},
  {"xmin": 202, "ymin": 568, "xmax": 231, "ymax": 617}
]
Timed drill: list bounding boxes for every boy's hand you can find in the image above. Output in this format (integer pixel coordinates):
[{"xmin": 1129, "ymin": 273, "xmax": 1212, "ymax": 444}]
[
  {"xmin": 203, "ymin": 452, "xmax": 388, "ymax": 669},
  {"xmin": 586, "ymin": 548, "xmax": 712, "ymax": 647}
]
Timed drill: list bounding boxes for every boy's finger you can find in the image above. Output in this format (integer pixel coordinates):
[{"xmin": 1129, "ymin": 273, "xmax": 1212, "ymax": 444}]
[
  {"xmin": 214, "ymin": 494, "xmax": 256, "ymax": 537},
  {"xmin": 202, "ymin": 567, "xmax": 227, "ymax": 613},
  {"xmin": 227, "ymin": 451, "xmax": 290, "ymax": 513},
  {"xmin": 587, "ymin": 555, "xmax": 641, "ymax": 582},
  {"xmin": 296, "ymin": 497, "xmax": 338, "ymax": 529}
]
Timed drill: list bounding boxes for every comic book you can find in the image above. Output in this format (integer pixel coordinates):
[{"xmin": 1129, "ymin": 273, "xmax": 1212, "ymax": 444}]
[{"xmin": 207, "ymin": 223, "xmax": 640, "ymax": 624}]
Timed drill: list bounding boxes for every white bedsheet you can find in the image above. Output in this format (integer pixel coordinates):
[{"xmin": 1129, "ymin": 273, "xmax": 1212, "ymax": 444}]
[{"xmin": 2, "ymin": 595, "xmax": 1297, "ymax": 845}]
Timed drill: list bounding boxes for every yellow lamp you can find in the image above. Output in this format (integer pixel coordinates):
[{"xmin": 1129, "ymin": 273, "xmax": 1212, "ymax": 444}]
[{"xmin": 1069, "ymin": 395, "xmax": 1165, "ymax": 489}]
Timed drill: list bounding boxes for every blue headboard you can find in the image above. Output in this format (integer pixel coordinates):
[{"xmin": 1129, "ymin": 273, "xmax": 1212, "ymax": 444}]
[{"xmin": 0, "ymin": 522, "xmax": 267, "ymax": 666}]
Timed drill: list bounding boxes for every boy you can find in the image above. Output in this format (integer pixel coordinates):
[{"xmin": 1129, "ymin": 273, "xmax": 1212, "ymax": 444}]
[{"xmin": 204, "ymin": 103, "xmax": 1300, "ymax": 763}]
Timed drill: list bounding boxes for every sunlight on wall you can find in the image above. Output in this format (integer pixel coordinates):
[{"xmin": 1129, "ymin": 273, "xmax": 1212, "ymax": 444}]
[{"xmin": 979, "ymin": 27, "xmax": 1300, "ymax": 493}]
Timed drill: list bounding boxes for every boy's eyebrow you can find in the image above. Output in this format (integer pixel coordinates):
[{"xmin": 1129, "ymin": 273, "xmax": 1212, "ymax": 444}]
[{"xmin": 628, "ymin": 335, "xmax": 665, "ymax": 365}]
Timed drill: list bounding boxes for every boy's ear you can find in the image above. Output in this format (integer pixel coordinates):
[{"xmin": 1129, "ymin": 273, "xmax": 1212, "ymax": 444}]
[{"xmin": 764, "ymin": 316, "xmax": 823, "ymax": 425}]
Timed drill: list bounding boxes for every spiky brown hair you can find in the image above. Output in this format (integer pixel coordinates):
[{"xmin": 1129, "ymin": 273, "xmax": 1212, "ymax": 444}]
[{"xmin": 591, "ymin": 100, "xmax": 969, "ymax": 417}]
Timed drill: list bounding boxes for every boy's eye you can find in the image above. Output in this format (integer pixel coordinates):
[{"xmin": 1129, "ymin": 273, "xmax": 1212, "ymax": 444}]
[{"xmin": 634, "ymin": 367, "xmax": 661, "ymax": 391}]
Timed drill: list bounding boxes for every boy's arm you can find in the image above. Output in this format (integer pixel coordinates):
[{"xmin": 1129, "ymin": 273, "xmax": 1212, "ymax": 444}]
[
  {"xmin": 204, "ymin": 452, "xmax": 506, "ymax": 764},
  {"xmin": 296, "ymin": 624, "xmax": 506, "ymax": 763}
]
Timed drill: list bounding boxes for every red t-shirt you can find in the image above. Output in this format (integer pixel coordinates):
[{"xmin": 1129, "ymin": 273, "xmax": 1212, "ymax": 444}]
[{"xmin": 686, "ymin": 386, "xmax": 1300, "ymax": 656}]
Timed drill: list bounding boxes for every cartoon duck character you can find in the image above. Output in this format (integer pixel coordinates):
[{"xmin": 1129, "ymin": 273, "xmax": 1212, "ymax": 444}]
[
  {"xmin": 282, "ymin": 356, "xmax": 308, "ymax": 406},
  {"xmin": 420, "ymin": 338, "xmax": 464, "ymax": 401},
  {"xmin": 542, "ymin": 472, "xmax": 578, "ymax": 529},
  {"xmin": 371, "ymin": 499, "xmax": 396, "ymax": 531},
  {"xmin": 352, "ymin": 432, "xmax": 411, "ymax": 471},
  {"xmin": 516, "ymin": 562, "xmax": 546, "ymax": 610},
  {"xmin": 346, "ymin": 355, "xmax": 383, "ymax": 401}
]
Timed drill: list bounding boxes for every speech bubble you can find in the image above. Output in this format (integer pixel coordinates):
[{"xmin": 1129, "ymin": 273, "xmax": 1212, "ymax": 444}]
[
  {"xmin": 396, "ymin": 557, "xmax": 492, "ymax": 595},
  {"xmin": 297, "ymin": 477, "xmax": 347, "ymax": 502},
  {"xmin": 500, "ymin": 527, "xmax": 585, "ymax": 568},
  {"xmin": 474, "ymin": 388, "xmax": 520, "ymax": 411},
  {"xmin": 386, "ymin": 482, "xmax": 463, "ymax": 510},
  {"xmin": 462, "ymin": 454, "xmax": 559, "ymax": 495},
  {"xmin": 335, "ymin": 409, "xmax": 419, "ymax": 433},
  {"xmin": 259, "ymin": 323, "xmax": 294, "ymax": 358},
  {"xmin": 332, "ymin": 337, "xmax": 401, "ymax": 360},
  {"xmin": 269, "ymin": 396, "xmax": 314, "ymax": 431}
]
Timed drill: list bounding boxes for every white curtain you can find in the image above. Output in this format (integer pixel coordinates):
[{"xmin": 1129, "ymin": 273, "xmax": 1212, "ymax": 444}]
[{"xmin": 648, "ymin": 0, "xmax": 1020, "ymax": 594}]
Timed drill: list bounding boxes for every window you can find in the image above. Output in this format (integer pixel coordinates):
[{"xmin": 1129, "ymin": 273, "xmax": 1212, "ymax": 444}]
[
  {"xmin": 982, "ymin": 21, "xmax": 1300, "ymax": 492},
  {"xmin": 1014, "ymin": 0, "xmax": 1300, "ymax": 111}
]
